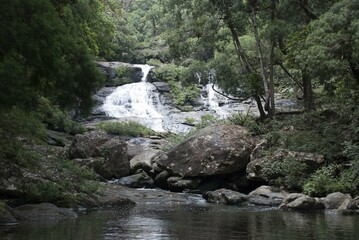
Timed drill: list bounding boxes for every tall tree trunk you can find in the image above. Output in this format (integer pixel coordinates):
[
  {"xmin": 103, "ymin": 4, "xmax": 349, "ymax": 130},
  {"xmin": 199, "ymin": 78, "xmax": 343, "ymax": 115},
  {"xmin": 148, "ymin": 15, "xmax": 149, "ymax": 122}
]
[
  {"xmin": 302, "ymin": 67, "xmax": 314, "ymax": 111},
  {"xmin": 268, "ymin": 0, "xmax": 276, "ymax": 117},
  {"xmin": 348, "ymin": 59, "xmax": 359, "ymax": 85},
  {"xmin": 254, "ymin": 95, "xmax": 267, "ymax": 120},
  {"xmin": 225, "ymin": 18, "xmax": 252, "ymax": 73},
  {"xmin": 269, "ymin": 42, "xmax": 276, "ymax": 117},
  {"xmin": 250, "ymin": 1, "xmax": 271, "ymax": 114}
]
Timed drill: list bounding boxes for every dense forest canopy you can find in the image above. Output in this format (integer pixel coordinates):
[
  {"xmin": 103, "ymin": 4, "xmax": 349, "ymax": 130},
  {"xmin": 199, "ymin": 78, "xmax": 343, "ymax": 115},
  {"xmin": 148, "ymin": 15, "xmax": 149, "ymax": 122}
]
[{"xmin": 0, "ymin": 0, "xmax": 359, "ymax": 197}]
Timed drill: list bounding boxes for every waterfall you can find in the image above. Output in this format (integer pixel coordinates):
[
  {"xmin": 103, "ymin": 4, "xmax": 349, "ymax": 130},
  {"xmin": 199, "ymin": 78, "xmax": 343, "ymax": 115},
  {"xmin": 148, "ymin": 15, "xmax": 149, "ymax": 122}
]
[
  {"xmin": 101, "ymin": 64, "xmax": 164, "ymax": 132},
  {"xmin": 202, "ymin": 84, "xmax": 231, "ymax": 118}
]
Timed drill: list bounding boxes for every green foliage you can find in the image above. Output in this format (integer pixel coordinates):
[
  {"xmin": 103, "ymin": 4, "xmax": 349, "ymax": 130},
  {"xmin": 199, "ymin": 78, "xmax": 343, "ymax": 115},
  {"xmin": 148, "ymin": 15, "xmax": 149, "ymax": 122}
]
[
  {"xmin": 97, "ymin": 121, "xmax": 156, "ymax": 137},
  {"xmin": 57, "ymin": 159, "xmax": 98, "ymax": 181},
  {"xmin": 196, "ymin": 114, "xmax": 220, "ymax": 129},
  {"xmin": 37, "ymin": 97, "xmax": 85, "ymax": 134},
  {"xmin": 303, "ymin": 164, "xmax": 358, "ymax": 196},
  {"xmin": 261, "ymin": 157, "xmax": 308, "ymax": 190},
  {"xmin": 152, "ymin": 64, "xmax": 182, "ymax": 82},
  {"xmin": 24, "ymin": 181, "xmax": 62, "ymax": 203},
  {"xmin": 168, "ymin": 80, "xmax": 200, "ymax": 107},
  {"xmin": 0, "ymin": 107, "xmax": 46, "ymax": 166},
  {"xmin": 147, "ymin": 59, "xmax": 162, "ymax": 67},
  {"xmin": 0, "ymin": 0, "xmax": 105, "ymax": 114},
  {"xmin": 184, "ymin": 117, "xmax": 196, "ymax": 125},
  {"xmin": 260, "ymin": 111, "xmax": 345, "ymax": 160},
  {"xmin": 113, "ymin": 66, "xmax": 139, "ymax": 85}
]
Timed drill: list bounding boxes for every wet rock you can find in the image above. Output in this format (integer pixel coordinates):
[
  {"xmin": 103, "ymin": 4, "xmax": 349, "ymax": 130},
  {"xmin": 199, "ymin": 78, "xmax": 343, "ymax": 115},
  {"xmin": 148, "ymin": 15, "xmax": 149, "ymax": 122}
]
[
  {"xmin": 247, "ymin": 148, "xmax": 325, "ymax": 182},
  {"xmin": 68, "ymin": 132, "xmax": 129, "ymax": 179},
  {"xmin": 96, "ymin": 62, "xmax": 143, "ymax": 86},
  {"xmin": 203, "ymin": 189, "xmax": 248, "ymax": 205},
  {"xmin": 12, "ymin": 203, "xmax": 77, "ymax": 221},
  {"xmin": 127, "ymin": 144, "xmax": 149, "ymax": 159},
  {"xmin": 98, "ymin": 183, "xmax": 196, "ymax": 205},
  {"xmin": 248, "ymin": 186, "xmax": 289, "ymax": 206},
  {"xmin": 99, "ymin": 139, "xmax": 129, "ymax": 179},
  {"xmin": 250, "ymin": 139, "xmax": 268, "ymax": 161},
  {"xmin": 167, "ymin": 177, "xmax": 202, "ymax": 192},
  {"xmin": 157, "ymin": 125, "xmax": 255, "ymax": 177},
  {"xmin": 279, "ymin": 193, "xmax": 325, "ymax": 211},
  {"xmin": 66, "ymin": 130, "xmax": 110, "ymax": 159},
  {"xmin": 95, "ymin": 183, "xmax": 136, "ymax": 207},
  {"xmin": 114, "ymin": 170, "xmax": 155, "ymax": 188},
  {"xmin": 0, "ymin": 205, "xmax": 18, "ymax": 225},
  {"xmin": 130, "ymin": 149, "xmax": 160, "ymax": 174},
  {"xmin": 324, "ymin": 192, "xmax": 354, "ymax": 210},
  {"xmin": 152, "ymin": 82, "xmax": 171, "ymax": 92},
  {"xmin": 154, "ymin": 170, "xmax": 170, "ymax": 189}
]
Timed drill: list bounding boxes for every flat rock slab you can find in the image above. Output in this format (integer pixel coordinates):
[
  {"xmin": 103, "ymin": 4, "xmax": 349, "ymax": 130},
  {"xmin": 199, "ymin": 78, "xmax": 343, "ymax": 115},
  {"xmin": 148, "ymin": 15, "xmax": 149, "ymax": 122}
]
[
  {"xmin": 12, "ymin": 203, "xmax": 77, "ymax": 221},
  {"xmin": 98, "ymin": 183, "xmax": 205, "ymax": 205}
]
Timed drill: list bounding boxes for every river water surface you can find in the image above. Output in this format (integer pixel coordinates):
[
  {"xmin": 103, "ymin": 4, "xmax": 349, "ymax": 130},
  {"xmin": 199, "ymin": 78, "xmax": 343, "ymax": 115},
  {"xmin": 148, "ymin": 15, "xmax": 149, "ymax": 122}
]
[{"xmin": 1, "ymin": 202, "xmax": 359, "ymax": 240}]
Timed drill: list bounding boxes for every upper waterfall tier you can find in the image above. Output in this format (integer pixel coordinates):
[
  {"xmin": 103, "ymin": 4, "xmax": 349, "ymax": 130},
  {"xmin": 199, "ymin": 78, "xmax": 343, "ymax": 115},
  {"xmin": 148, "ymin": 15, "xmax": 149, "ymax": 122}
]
[{"xmin": 100, "ymin": 64, "xmax": 165, "ymax": 132}]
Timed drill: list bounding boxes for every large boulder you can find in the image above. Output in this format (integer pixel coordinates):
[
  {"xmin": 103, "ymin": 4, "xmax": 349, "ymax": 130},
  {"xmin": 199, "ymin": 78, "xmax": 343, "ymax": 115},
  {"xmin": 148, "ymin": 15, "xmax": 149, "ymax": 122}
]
[
  {"xmin": 248, "ymin": 186, "xmax": 289, "ymax": 206},
  {"xmin": 279, "ymin": 193, "xmax": 325, "ymax": 211},
  {"xmin": 203, "ymin": 189, "xmax": 248, "ymax": 205},
  {"xmin": 157, "ymin": 125, "xmax": 255, "ymax": 177},
  {"xmin": 0, "ymin": 205, "xmax": 18, "ymax": 225},
  {"xmin": 67, "ymin": 131, "xmax": 129, "ymax": 179},
  {"xmin": 247, "ymin": 148, "xmax": 325, "ymax": 181},
  {"xmin": 114, "ymin": 170, "xmax": 155, "ymax": 188},
  {"xmin": 12, "ymin": 203, "xmax": 77, "ymax": 221},
  {"xmin": 130, "ymin": 149, "xmax": 160, "ymax": 174},
  {"xmin": 66, "ymin": 131, "xmax": 110, "ymax": 159},
  {"xmin": 96, "ymin": 62, "xmax": 143, "ymax": 86},
  {"xmin": 324, "ymin": 192, "xmax": 355, "ymax": 210},
  {"xmin": 167, "ymin": 177, "xmax": 202, "ymax": 192},
  {"xmin": 152, "ymin": 82, "xmax": 171, "ymax": 92}
]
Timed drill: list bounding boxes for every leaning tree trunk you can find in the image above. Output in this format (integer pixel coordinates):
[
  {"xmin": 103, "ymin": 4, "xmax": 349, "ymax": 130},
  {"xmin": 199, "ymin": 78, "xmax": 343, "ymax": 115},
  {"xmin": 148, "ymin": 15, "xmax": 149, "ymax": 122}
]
[
  {"xmin": 223, "ymin": 9, "xmax": 266, "ymax": 119},
  {"xmin": 250, "ymin": 1, "xmax": 271, "ymax": 115}
]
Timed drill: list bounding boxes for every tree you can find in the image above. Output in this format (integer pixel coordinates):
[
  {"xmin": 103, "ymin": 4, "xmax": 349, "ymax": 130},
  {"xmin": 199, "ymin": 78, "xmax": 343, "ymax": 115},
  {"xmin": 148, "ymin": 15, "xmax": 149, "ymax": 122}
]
[
  {"xmin": 298, "ymin": 0, "xmax": 359, "ymax": 88},
  {"xmin": 0, "ymin": 0, "xmax": 104, "ymax": 113}
]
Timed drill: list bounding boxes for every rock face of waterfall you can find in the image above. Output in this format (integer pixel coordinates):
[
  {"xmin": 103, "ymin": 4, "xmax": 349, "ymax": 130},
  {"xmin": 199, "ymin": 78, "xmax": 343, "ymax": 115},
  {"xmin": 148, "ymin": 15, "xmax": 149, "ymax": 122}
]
[
  {"xmin": 95, "ymin": 63, "xmax": 257, "ymax": 133},
  {"xmin": 101, "ymin": 64, "xmax": 165, "ymax": 132},
  {"xmin": 94, "ymin": 62, "xmax": 300, "ymax": 134}
]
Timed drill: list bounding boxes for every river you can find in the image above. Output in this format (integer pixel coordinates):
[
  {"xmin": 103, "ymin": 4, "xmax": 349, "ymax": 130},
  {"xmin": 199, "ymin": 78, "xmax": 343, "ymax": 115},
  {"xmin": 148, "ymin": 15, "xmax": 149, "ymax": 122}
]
[{"xmin": 2, "ymin": 201, "xmax": 359, "ymax": 240}]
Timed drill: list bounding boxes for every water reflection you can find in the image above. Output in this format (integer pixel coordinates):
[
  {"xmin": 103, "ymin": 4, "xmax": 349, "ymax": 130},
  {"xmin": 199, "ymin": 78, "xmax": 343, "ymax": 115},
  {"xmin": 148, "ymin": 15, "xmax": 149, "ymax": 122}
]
[{"xmin": 1, "ymin": 205, "xmax": 359, "ymax": 240}]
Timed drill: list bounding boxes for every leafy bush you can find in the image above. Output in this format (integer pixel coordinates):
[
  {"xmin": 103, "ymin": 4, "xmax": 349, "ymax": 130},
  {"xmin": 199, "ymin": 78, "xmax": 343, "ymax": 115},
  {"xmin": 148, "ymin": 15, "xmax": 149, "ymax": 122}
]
[
  {"xmin": 184, "ymin": 117, "xmax": 196, "ymax": 125},
  {"xmin": 151, "ymin": 64, "xmax": 182, "ymax": 82},
  {"xmin": 24, "ymin": 181, "xmax": 62, "ymax": 203},
  {"xmin": 303, "ymin": 164, "xmax": 359, "ymax": 196},
  {"xmin": 97, "ymin": 121, "xmax": 156, "ymax": 137},
  {"xmin": 0, "ymin": 107, "xmax": 46, "ymax": 166},
  {"xmin": 168, "ymin": 80, "xmax": 200, "ymax": 107},
  {"xmin": 196, "ymin": 114, "xmax": 220, "ymax": 129},
  {"xmin": 261, "ymin": 157, "xmax": 308, "ymax": 190},
  {"xmin": 147, "ymin": 59, "xmax": 162, "ymax": 67},
  {"xmin": 37, "ymin": 97, "xmax": 85, "ymax": 135}
]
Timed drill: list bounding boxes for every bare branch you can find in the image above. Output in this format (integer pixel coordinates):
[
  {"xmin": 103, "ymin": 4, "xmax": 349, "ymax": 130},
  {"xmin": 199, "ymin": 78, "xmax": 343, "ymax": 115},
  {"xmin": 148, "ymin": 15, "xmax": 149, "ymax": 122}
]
[{"xmin": 211, "ymin": 84, "xmax": 250, "ymax": 102}]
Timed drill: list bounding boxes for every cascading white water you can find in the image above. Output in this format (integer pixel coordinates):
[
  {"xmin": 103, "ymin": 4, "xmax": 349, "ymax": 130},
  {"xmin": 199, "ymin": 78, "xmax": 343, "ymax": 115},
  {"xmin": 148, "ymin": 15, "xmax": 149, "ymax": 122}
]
[
  {"xmin": 101, "ymin": 64, "xmax": 165, "ymax": 132},
  {"xmin": 203, "ymin": 84, "xmax": 231, "ymax": 118}
]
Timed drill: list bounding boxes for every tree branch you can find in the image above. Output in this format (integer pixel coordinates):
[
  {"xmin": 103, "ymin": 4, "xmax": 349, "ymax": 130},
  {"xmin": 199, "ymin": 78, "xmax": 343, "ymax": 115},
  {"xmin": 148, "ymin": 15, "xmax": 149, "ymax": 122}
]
[{"xmin": 211, "ymin": 84, "xmax": 250, "ymax": 102}]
